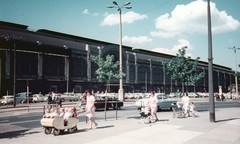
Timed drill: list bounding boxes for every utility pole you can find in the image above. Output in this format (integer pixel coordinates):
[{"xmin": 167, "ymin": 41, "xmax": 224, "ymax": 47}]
[{"xmin": 207, "ymin": 0, "xmax": 215, "ymax": 122}]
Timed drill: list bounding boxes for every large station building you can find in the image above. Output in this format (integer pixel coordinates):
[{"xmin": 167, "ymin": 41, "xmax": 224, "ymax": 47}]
[{"xmin": 0, "ymin": 21, "xmax": 236, "ymax": 96}]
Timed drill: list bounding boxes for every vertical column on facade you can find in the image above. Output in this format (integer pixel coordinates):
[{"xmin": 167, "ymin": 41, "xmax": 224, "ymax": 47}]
[
  {"xmin": 202, "ymin": 68, "xmax": 205, "ymax": 91},
  {"xmin": 86, "ymin": 44, "xmax": 91, "ymax": 81},
  {"xmin": 126, "ymin": 51, "xmax": 129, "ymax": 83},
  {"xmin": 223, "ymin": 72, "xmax": 226, "ymax": 90},
  {"xmin": 149, "ymin": 59, "xmax": 152, "ymax": 84},
  {"xmin": 163, "ymin": 65, "xmax": 166, "ymax": 93},
  {"xmin": 229, "ymin": 73, "xmax": 231, "ymax": 88},
  {"xmin": 133, "ymin": 53, "xmax": 137, "ymax": 83},
  {"xmin": 5, "ymin": 50, "xmax": 10, "ymax": 79},
  {"xmin": 65, "ymin": 56, "xmax": 69, "ymax": 92},
  {"xmin": 98, "ymin": 46, "xmax": 102, "ymax": 57},
  {"xmin": 38, "ymin": 53, "xmax": 43, "ymax": 79}
]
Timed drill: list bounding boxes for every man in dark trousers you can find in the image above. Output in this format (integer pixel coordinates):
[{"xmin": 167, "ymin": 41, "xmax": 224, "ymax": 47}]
[{"xmin": 47, "ymin": 92, "xmax": 52, "ymax": 105}]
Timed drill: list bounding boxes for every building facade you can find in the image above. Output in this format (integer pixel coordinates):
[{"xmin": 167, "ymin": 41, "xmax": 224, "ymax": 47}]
[{"xmin": 0, "ymin": 21, "xmax": 235, "ymax": 96}]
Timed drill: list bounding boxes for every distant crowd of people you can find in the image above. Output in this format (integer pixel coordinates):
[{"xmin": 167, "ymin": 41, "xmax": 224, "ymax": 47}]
[{"xmin": 47, "ymin": 91, "xmax": 62, "ymax": 107}]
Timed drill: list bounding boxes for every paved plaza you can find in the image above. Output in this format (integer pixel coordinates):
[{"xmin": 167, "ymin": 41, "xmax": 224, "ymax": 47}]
[{"xmin": 0, "ymin": 100, "xmax": 240, "ymax": 144}]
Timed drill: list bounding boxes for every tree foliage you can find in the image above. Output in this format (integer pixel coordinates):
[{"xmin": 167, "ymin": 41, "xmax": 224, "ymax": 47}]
[
  {"xmin": 90, "ymin": 55, "xmax": 125, "ymax": 92},
  {"xmin": 161, "ymin": 46, "xmax": 204, "ymax": 91}
]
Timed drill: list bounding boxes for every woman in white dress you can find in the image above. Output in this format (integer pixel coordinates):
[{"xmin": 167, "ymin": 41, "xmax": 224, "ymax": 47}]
[
  {"xmin": 85, "ymin": 90, "xmax": 98, "ymax": 129},
  {"xmin": 181, "ymin": 92, "xmax": 190, "ymax": 117},
  {"xmin": 148, "ymin": 91, "xmax": 159, "ymax": 121}
]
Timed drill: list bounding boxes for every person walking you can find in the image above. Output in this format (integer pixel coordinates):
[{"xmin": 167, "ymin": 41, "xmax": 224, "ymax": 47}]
[
  {"xmin": 47, "ymin": 92, "xmax": 52, "ymax": 105},
  {"xmin": 85, "ymin": 90, "xmax": 98, "ymax": 130},
  {"xmin": 181, "ymin": 92, "xmax": 190, "ymax": 117},
  {"xmin": 148, "ymin": 91, "xmax": 159, "ymax": 121}
]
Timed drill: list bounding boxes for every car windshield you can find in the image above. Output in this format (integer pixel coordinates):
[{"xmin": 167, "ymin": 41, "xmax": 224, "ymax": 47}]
[{"xmin": 157, "ymin": 95, "xmax": 167, "ymax": 99}]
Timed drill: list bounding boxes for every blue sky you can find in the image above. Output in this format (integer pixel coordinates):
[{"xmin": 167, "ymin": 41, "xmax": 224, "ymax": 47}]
[{"xmin": 1, "ymin": 0, "xmax": 240, "ymax": 70}]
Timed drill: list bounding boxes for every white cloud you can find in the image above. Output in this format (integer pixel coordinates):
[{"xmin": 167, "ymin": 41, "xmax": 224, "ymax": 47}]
[
  {"xmin": 122, "ymin": 36, "xmax": 152, "ymax": 44},
  {"xmin": 82, "ymin": 9, "xmax": 89, "ymax": 14},
  {"xmin": 101, "ymin": 11, "xmax": 147, "ymax": 26},
  {"xmin": 92, "ymin": 13, "xmax": 98, "ymax": 16},
  {"xmin": 83, "ymin": 9, "xmax": 98, "ymax": 16},
  {"xmin": 151, "ymin": 0, "xmax": 240, "ymax": 38},
  {"xmin": 152, "ymin": 39, "xmax": 193, "ymax": 57}
]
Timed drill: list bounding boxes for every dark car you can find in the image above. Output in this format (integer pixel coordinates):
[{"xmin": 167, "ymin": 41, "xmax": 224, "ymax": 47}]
[{"xmin": 94, "ymin": 96, "xmax": 123, "ymax": 110}]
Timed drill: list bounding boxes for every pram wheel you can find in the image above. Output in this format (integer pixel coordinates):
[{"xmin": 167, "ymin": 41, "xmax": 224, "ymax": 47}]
[
  {"xmin": 44, "ymin": 127, "xmax": 52, "ymax": 134},
  {"xmin": 172, "ymin": 113, "xmax": 176, "ymax": 118},
  {"xmin": 53, "ymin": 128, "xmax": 60, "ymax": 136}
]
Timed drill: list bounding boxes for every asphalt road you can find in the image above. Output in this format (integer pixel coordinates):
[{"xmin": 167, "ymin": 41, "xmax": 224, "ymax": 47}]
[{"xmin": 0, "ymin": 101, "xmax": 239, "ymax": 132}]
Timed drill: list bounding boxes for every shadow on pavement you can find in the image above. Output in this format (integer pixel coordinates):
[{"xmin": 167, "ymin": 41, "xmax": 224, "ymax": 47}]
[
  {"xmin": 96, "ymin": 125, "xmax": 114, "ymax": 129},
  {"xmin": 216, "ymin": 118, "xmax": 240, "ymax": 123},
  {"xmin": 0, "ymin": 129, "xmax": 40, "ymax": 139}
]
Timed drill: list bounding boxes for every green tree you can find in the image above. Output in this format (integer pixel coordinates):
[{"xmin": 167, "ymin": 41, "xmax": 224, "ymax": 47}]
[
  {"xmin": 161, "ymin": 46, "xmax": 204, "ymax": 93},
  {"xmin": 91, "ymin": 55, "xmax": 125, "ymax": 92}
]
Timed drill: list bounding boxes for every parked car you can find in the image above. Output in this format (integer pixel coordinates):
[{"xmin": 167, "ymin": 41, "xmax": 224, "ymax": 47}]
[
  {"xmin": 61, "ymin": 93, "xmax": 79, "ymax": 102},
  {"xmin": 125, "ymin": 93, "xmax": 134, "ymax": 99},
  {"xmin": 43, "ymin": 94, "xmax": 50, "ymax": 102},
  {"xmin": 134, "ymin": 93, "xmax": 177, "ymax": 111},
  {"xmin": 94, "ymin": 96, "xmax": 124, "ymax": 110},
  {"xmin": 188, "ymin": 92, "xmax": 198, "ymax": 98},
  {"xmin": 32, "ymin": 94, "xmax": 45, "ymax": 103},
  {"xmin": 15, "ymin": 92, "xmax": 33, "ymax": 103},
  {"xmin": 168, "ymin": 93, "xmax": 175, "ymax": 98},
  {"xmin": 1, "ymin": 95, "xmax": 14, "ymax": 105}
]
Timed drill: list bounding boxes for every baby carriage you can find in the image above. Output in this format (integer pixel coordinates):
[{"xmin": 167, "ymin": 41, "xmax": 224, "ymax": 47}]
[
  {"xmin": 138, "ymin": 104, "xmax": 154, "ymax": 124},
  {"xmin": 172, "ymin": 102, "xmax": 185, "ymax": 118}
]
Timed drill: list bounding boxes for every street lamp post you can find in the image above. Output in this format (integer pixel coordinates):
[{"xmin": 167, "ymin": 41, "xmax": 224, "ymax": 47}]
[
  {"xmin": 207, "ymin": 0, "xmax": 215, "ymax": 122},
  {"xmin": 228, "ymin": 46, "xmax": 240, "ymax": 99},
  {"xmin": 107, "ymin": 1, "xmax": 132, "ymax": 101}
]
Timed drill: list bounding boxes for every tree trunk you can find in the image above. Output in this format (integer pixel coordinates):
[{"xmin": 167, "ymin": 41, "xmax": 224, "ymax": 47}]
[{"xmin": 106, "ymin": 80, "xmax": 111, "ymax": 93}]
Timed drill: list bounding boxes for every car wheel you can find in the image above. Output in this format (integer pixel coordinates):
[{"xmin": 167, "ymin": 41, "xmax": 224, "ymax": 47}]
[
  {"xmin": 53, "ymin": 128, "xmax": 60, "ymax": 136},
  {"xmin": 61, "ymin": 98, "xmax": 65, "ymax": 102},
  {"xmin": 170, "ymin": 106, "xmax": 173, "ymax": 111},
  {"xmin": 112, "ymin": 104, "xmax": 116, "ymax": 109},
  {"xmin": 44, "ymin": 127, "xmax": 52, "ymax": 135}
]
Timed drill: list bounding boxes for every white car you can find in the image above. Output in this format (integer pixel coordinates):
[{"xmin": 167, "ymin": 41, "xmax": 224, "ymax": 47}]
[
  {"xmin": 32, "ymin": 94, "xmax": 45, "ymax": 102},
  {"xmin": 134, "ymin": 93, "xmax": 177, "ymax": 111},
  {"xmin": 61, "ymin": 93, "xmax": 79, "ymax": 102},
  {"xmin": 1, "ymin": 95, "xmax": 14, "ymax": 105},
  {"xmin": 188, "ymin": 92, "xmax": 198, "ymax": 98}
]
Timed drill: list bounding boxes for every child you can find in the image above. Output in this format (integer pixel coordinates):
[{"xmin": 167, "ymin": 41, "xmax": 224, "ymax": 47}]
[
  {"xmin": 59, "ymin": 108, "xmax": 65, "ymax": 117},
  {"xmin": 51, "ymin": 107, "xmax": 59, "ymax": 118},
  {"xmin": 63, "ymin": 107, "xmax": 72, "ymax": 126},
  {"xmin": 43, "ymin": 109, "xmax": 51, "ymax": 118},
  {"xmin": 72, "ymin": 107, "xmax": 78, "ymax": 118},
  {"xmin": 189, "ymin": 102, "xmax": 196, "ymax": 117}
]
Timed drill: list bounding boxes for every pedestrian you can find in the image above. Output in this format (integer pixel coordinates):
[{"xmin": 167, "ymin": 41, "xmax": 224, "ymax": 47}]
[
  {"xmin": 189, "ymin": 102, "xmax": 196, "ymax": 117},
  {"xmin": 56, "ymin": 94, "xmax": 62, "ymax": 107},
  {"xmin": 148, "ymin": 91, "xmax": 159, "ymax": 121},
  {"xmin": 52, "ymin": 91, "xmax": 56, "ymax": 104},
  {"xmin": 85, "ymin": 90, "xmax": 98, "ymax": 130},
  {"xmin": 47, "ymin": 92, "xmax": 52, "ymax": 105},
  {"xmin": 181, "ymin": 92, "xmax": 190, "ymax": 117}
]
